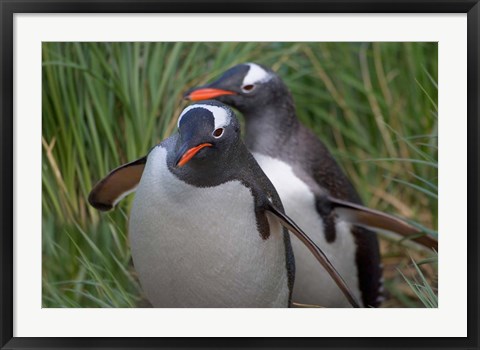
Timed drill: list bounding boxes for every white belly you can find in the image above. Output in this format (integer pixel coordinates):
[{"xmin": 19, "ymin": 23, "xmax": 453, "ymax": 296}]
[
  {"xmin": 253, "ymin": 153, "xmax": 362, "ymax": 307},
  {"xmin": 129, "ymin": 147, "xmax": 289, "ymax": 308}
]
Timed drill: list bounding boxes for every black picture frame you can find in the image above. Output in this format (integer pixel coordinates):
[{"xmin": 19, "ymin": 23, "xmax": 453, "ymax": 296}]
[{"xmin": 1, "ymin": 1, "xmax": 479, "ymax": 349}]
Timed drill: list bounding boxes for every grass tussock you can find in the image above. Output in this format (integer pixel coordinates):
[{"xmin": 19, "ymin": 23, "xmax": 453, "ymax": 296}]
[{"xmin": 42, "ymin": 42, "xmax": 438, "ymax": 307}]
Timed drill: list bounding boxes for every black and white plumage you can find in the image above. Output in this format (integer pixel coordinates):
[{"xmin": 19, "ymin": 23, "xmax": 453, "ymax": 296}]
[
  {"xmin": 88, "ymin": 101, "xmax": 361, "ymax": 308},
  {"xmin": 185, "ymin": 63, "xmax": 434, "ymax": 307}
]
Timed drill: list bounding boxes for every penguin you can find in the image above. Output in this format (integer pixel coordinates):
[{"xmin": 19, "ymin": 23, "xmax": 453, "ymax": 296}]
[
  {"xmin": 184, "ymin": 63, "xmax": 437, "ymax": 307},
  {"xmin": 88, "ymin": 101, "xmax": 361, "ymax": 308}
]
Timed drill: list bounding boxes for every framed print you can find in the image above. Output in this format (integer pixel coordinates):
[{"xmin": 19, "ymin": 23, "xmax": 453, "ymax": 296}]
[{"xmin": 1, "ymin": 1, "xmax": 479, "ymax": 349}]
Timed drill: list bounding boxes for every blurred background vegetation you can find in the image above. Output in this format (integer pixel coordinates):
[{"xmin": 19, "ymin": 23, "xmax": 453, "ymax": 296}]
[{"xmin": 42, "ymin": 42, "xmax": 438, "ymax": 308}]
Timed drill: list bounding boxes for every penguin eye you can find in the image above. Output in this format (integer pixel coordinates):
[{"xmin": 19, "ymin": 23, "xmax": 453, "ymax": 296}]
[
  {"xmin": 213, "ymin": 128, "xmax": 224, "ymax": 138},
  {"xmin": 241, "ymin": 84, "xmax": 255, "ymax": 93}
]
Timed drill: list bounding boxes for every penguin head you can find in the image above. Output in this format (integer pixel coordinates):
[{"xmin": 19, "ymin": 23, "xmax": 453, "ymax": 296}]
[
  {"xmin": 172, "ymin": 100, "xmax": 241, "ymax": 170},
  {"xmin": 184, "ymin": 63, "xmax": 289, "ymax": 113}
]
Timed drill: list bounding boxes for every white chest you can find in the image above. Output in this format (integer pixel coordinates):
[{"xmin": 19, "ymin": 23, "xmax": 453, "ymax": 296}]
[
  {"xmin": 129, "ymin": 147, "xmax": 289, "ymax": 307},
  {"xmin": 252, "ymin": 152, "xmax": 361, "ymax": 307}
]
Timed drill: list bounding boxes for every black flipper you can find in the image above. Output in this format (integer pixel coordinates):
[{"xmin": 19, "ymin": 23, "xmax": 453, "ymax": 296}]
[
  {"xmin": 328, "ymin": 196, "xmax": 438, "ymax": 251},
  {"xmin": 88, "ymin": 157, "xmax": 146, "ymax": 211},
  {"xmin": 266, "ymin": 203, "xmax": 361, "ymax": 308}
]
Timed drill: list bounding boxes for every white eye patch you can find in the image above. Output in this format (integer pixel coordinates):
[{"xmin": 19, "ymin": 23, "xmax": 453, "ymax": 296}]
[
  {"xmin": 177, "ymin": 104, "xmax": 231, "ymax": 130},
  {"xmin": 242, "ymin": 63, "xmax": 273, "ymax": 86}
]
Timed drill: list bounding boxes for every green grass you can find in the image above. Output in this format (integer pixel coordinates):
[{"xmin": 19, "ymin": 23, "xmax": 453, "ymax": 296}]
[
  {"xmin": 399, "ymin": 255, "xmax": 438, "ymax": 308},
  {"xmin": 42, "ymin": 42, "xmax": 438, "ymax": 307}
]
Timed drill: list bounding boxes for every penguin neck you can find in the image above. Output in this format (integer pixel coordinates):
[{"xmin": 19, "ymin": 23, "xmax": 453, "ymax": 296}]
[
  {"xmin": 168, "ymin": 137, "xmax": 248, "ymax": 187},
  {"xmin": 243, "ymin": 103, "xmax": 300, "ymax": 154}
]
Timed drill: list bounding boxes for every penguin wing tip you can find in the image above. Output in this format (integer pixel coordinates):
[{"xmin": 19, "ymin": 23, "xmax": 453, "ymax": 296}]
[
  {"xmin": 91, "ymin": 201, "xmax": 114, "ymax": 212},
  {"xmin": 88, "ymin": 192, "xmax": 114, "ymax": 212}
]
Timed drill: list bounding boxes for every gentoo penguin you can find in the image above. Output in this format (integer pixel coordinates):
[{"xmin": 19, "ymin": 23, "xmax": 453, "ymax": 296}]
[
  {"xmin": 185, "ymin": 63, "xmax": 436, "ymax": 307},
  {"xmin": 88, "ymin": 101, "xmax": 361, "ymax": 308}
]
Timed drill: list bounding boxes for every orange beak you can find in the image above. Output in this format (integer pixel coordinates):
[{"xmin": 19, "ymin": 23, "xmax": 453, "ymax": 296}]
[
  {"xmin": 176, "ymin": 143, "xmax": 213, "ymax": 167},
  {"xmin": 186, "ymin": 88, "xmax": 236, "ymax": 101}
]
